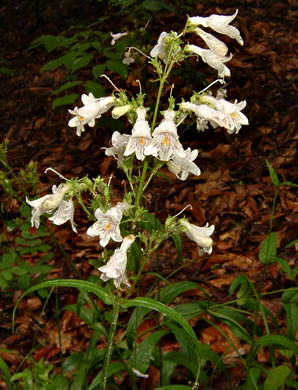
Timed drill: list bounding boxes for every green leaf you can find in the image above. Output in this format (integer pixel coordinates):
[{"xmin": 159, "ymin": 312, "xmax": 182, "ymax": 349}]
[
  {"xmin": 84, "ymin": 80, "xmax": 105, "ymax": 98},
  {"xmin": 128, "ymin": 330, "xmax": 168, "ymax": 374},
  {"xmin": 163, "ymin": 351, "xmax": 198, "ymax": 377},
  {"xmin": 91, "ymin": 41, "xmax": 102, "ymax": 52},
  {"xmin": 254, "ymin": 335, "xmax": 298, "ymax": 355},
  {"xmin": 258, "ymin": 232, "xmax": 277, "ymax": 264},
  {"xmin": 12, "ymin": 279, "xmax": 113, "ymax": 330},
  {"xmin": 174, "ymin": 301, "xmax": 210, "ymax": 320},
  {"xmin": 276, "ymin": 257, "xmax": 293, "ymax": 277},
  {"xmin": 41, "ymin": 53, "xmax": 77, "ymax": 72},
  {"xmin": 244, "ymin": 367, "xmax": 261, "ymax": 390},
  {"xmin": 229, "ymin": 275, "xmax": 253, "ymax": 305},
  {"xmin": 266, "ymin": 160, "xmax": 280, "ymax": 186},
  {"xmin": 121, "ymin": 297, "xmax": 202, "ymax": 358},
  {"xmin": 88, "ymin": 362, "xmax": 126, "ymax": 390},
  {"xmin": 280, "ymin": 181, "xmax": 298, "ymax": 188},
  {"xmin": 62, "ymin": 352, "xmax": 83, "ymax": 373},
  {"xmin": 126, "ymin": 306, "xmax": 151, "ymax": 350},
  {"xmin": 167, "ymin": 323, "xmax": 196, "ymax": 361},
  {"xmin": 29, "ymin": 35, "xmax": 61, "ymax": 52},
  {"xmin": 52, "ymin": 81, "xmax": 82, "ymax": 96},
  {"xmin": 52, "ymin": 93, "xmax": 79, "ymax": 108},
  {"xmin": 142, "ymin": 211, "xmax": 164, "ymax": 233},
  {"xmin": 285, "ymin": 238, "xmax": 298, "ymax": 248},
  {"xmin": 264, "ymin": 365, "xmax": 291, "ymax": 390},
  {"xmin": 0, "ymin": 356, "xmax": 11, "ymax": 381},
  {"xmin": 106, "ymin": 60, "xmax": 128, "ymax": 79},
  {"xmin": 208, "ymin": 308, "xmax": 252, "ymax": 344},
  {"xmin": 92, "ymin": 64, "xmax": 106, "ymax": 78},
  {"xmin": 70, "ymin": 361, "xmax": 88, "ymax": 390},
  {"xmin": 282, "ymin": 289, "xmax": 298, "ymax": 340},
  {"xmin": 157, "ymin": 281, "xmax": 200, "ymax": 304},
  {"xmin": 71, "ymin": 54, "xmax": 93, "ymax": 72}
]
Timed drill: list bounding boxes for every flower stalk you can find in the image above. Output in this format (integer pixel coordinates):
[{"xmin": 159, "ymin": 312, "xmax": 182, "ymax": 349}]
[{"xmin": 100, "ymin": 300, "xmax": 121, "ymax": 390}]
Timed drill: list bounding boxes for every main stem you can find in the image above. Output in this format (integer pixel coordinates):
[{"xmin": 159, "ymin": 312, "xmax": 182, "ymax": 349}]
[
  {"xmin": 134, "ymin": 77, "xmax": 166, "ymax": 208},
  {"xmin": 101, "ymin": 302, "xmax": 120, "ymax": 390}
]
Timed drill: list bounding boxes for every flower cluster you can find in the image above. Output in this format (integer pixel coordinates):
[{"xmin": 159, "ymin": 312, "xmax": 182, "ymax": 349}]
[{"xmin": 27, "ymin": 10, "xmax": 249, "ymax": 290}]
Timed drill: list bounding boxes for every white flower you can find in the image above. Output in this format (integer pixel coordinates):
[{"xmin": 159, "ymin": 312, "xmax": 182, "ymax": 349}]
[
  {"xmin": 150, "ymin": 31, "xmax": 180, "ymax": 62},
  {"xmin": 180, "ymin": 101, "xmax": 226, "ymax": 128},
  {"xmin": 188, "ymin": 10, "xmax": 243, "ymax": 45},
  {"xmin": 26, "ymin": 183, "xmax": 75, "ymax": 230},
  {"xmin": 200, "ymin": 95, "xmax": 248, "ymax": 134},
  {"xmin": 196, "ymin": 118, "xmax": 209, "ymax": 132},
  {"xmin": 68, "ymin": 94, "xmax": 117, "ymax": 136},
  {"xmin": 185, "ymin": 44, "xmax": 232, "ymax": 78},
  {"xmin": 111, "ymin": 104, "xmax": 131, "ymax": 119},
  {"xmin": 144, "ymin": 110, "xmax": 185, "ymax": 161},
  {"xmin": 104, "ymin": 131, "xmax": 130, "ymax": 163},
  {"xmin": 195, "ymin": 27, "xmax": 228, "ymax": 57},
  {"xmin": 180, "ymin": 220, "xmax": 214, "ymax": 255},
  {"xmin": 167, "ymin": 147, "xmax": 201, "ymax": 180},
  {"xmin": 98, "ymin": 234, "xmax": 135, "ymax": 289},
  {"xmin": 49, "ymin": 200, "xmax": 77, "ymax": 233},
  {"xmin": 87, "ymin": 202, "xmax": 129, "ymax": 247},
  {"xmin": 123, "ymin": 50, "xmax": 135, "ymax": 65},
  {"xmin": 110, "ymin": 32, "xmax": 127, "ymax": 46},
  {"xmin": 124, "ymin": 107, "xmax": 152, "ymax": 161}
]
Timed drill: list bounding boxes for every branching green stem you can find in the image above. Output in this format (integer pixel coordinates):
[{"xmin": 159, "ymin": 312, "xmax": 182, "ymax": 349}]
[{"xmin": 101, "ymin": 301, "xmax": 120, "ymax": 390}]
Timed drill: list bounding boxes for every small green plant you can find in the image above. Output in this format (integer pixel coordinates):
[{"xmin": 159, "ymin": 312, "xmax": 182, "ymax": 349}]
[
  {"xmin": 0, "ymin": 141, "xmax": 54, "ymax": 294},
  {"xmin": 0, "ymin": 57, "xmax": 14, "ymax": 76},
  {"xmin": 29, "ymin": 24, "xmax": 131, "ymax": 108}
]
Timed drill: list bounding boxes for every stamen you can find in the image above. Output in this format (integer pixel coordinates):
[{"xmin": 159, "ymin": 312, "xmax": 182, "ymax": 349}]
[
  {"xmin": 199, "ymin": 78, "xmax": 226, "ymax": 94},
  {"xmin": 100, "ymin": 74, "xmax": 120, "ymax": 92},
  {"xmin": 44, "ymin": 167, "xmax": 68, "ymax": 181},
  {"xmin": 104, "ymin": 219, "xmax": 113, "ymax": 230},
  {"xmin": 139, "ymin": 136, "xmax": 145, "ymax": 145},
  {"xmin": 173, "ymin": 204, "xmax": 192, "ymax": 218},
  {"xmin": 126, "ymin": 46, "xmax": 151, "ymax": 60},
  {"xmin": 162, "ymin": 134, "xmax": 169, "ymax": 145}
]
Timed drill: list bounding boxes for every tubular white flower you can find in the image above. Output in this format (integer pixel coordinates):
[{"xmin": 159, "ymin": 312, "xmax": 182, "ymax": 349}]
[
  {"xmin": 104, "ymin": 131, "xmax": 130, "ymax": 163},
  {"xmin": 185, "ymin": 44, "xmax": 232, "ymax": 78},
  {"xmin": 68, "ymin": 94, "xmax": 117, "ymax": 136},
  {"xmin": 123, "ymin": 50, "xmax": 135, "ymax": 65},
  {"xmin": 26, "ymin": 183, "xmax": 74, "ymax": 230},
  {"xmin": 194, "ymin": 27, "xmax": 228, "ymax": 57},
  {"xmin": 167, "ymin": 147, "xmax": 201, "ymax": 180},
  {"xmin": 196, "ymin": 118, "xmax": 209, "ymax": 132},
  {"xmin": 180, "ymin": 101, "xmax": 226, "ymax": 128},
  {"xmin": 111, "ymin": 104, "xmax": 131, "ymax": 119},
  {"xmin": 98, "ymin": 234, "xmax": 135, "ymax": 289},
  {"xmin": 49, "ymin": 199, "xmax": 77, "ymax": 233},
  {"xmin": 110, "ymin": 32, "xmax": 128, "ymax": 46},
  {"xmin": 124, "ymin": 107, "xmax": 152, "ymax": 161},
  {"xmin": 200, "ymin": 95, "xmax": 249, "ymax": 134},
  {"xmin": 188, "ymin": 10, "xmax": 243, "ymax": 45},
  {"xmin": 144, "ymin": 110, "xmax": 185, "ymax": 161},
  {"xmin": 150, "ymin": 31, "xmax": 180, "ymax": 62},
  {"xmin": 180, "ymin": 220, "xmax": 215, "ymax": 255},
  {"xmin": 87, "ymin": 202, "xmax": 129, "ymax": 247}
]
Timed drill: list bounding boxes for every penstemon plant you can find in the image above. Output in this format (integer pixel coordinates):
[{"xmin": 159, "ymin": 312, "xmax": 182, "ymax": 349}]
[{"xmin": 19, "ymin": 9, "xmax": 250, "ymax": 389}]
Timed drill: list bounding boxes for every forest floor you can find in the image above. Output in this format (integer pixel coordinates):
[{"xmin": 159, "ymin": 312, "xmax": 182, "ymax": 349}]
[{"xmin": 0, "ymin": 0, "xmax": 297, "ymax": 389}]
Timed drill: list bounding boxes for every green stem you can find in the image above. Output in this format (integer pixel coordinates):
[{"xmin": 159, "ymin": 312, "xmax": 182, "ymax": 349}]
[
  {"xmin": 134, "ymin": 159, "xmax": 149, "ymax": 207},
  {"xmin": 142, "ymin": 161, "xmax": 164, "ymax": 193},
  {"xmin": 101, "ymin": 302, "xmax": 120, "ymax": 390},
  {"xmin": 126, "ymin": 252, "xmax": 151, "ymax": 299}
]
